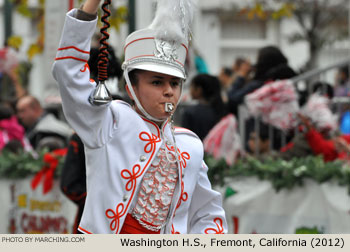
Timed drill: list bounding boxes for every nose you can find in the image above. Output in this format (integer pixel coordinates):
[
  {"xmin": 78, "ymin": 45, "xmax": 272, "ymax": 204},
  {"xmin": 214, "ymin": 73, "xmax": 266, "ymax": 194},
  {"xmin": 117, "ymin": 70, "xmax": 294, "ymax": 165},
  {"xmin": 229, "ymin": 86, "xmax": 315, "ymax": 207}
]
[{"xmin": 163, "ymin": 82, "xmax": 174, "ymax": 97}]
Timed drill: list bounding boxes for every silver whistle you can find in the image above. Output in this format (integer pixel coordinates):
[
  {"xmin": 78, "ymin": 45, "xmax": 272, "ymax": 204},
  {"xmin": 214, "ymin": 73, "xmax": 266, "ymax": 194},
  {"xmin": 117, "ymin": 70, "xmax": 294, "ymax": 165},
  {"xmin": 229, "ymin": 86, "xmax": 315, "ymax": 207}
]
[{"xmin": 165, "ymin": 103, "xmax": 174, "ymax": 113}]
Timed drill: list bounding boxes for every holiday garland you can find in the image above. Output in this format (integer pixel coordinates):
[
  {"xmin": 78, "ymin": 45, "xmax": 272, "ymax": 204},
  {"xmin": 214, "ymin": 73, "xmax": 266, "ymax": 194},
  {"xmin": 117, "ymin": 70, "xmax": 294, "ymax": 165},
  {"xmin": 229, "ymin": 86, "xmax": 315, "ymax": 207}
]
[
  {"xmin": 1, "ymin": 150, "xmax": 350, "ymax": 194},
  {"xmin": 205, "ymin": 154, "xmax": 350, "ymax": 194},
  {"xmin": 0, "ymin": 149, "xmax": 65, "ymax": 179}
]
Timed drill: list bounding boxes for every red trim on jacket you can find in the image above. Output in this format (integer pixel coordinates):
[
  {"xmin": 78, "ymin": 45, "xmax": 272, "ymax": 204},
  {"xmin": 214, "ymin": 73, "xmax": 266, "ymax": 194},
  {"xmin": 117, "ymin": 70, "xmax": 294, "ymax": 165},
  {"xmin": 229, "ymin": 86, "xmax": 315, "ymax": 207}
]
[
  {"xmin": 55, "ymin": 56, "xmax": 88, "ymax": 63},
  {"xmin": 58, "ymin": 46, "xmax": 90, "ymax": 54},
  {"xmin": 78, "ymin": 226, "xmax": 92, "ymax": 234}
]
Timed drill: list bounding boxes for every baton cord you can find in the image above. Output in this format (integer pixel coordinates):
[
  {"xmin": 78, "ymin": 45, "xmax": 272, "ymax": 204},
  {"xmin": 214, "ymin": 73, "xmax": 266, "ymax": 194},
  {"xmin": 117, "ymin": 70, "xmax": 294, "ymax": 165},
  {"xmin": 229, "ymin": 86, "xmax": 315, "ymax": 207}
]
[{"xmin": 98, "ymin": 0, "xmax": 111, "ymax": 81}]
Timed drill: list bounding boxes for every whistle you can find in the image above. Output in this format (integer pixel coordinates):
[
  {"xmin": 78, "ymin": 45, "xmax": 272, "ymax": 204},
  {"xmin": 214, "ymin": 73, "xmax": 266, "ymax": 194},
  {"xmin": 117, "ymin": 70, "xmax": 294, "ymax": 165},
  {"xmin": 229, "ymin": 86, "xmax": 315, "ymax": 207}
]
[{"xmin": 165, "ymin": 103, "xmax": 174, "ymax": 113}]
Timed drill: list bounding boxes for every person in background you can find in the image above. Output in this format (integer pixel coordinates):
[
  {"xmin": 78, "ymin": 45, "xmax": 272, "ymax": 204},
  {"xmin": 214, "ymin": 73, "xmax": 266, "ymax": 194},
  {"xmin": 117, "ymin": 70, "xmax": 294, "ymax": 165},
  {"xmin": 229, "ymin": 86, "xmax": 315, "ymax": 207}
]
[
  {"xmin": 219, "ymin": 58, "xmax": 252, "ymax": 105},
  {"xmin": 298, "ymin": 113, "xmax": 350, "ymax": 162},
  {"xmin": 280, "ymin": 86, "xmax": 340, "ymax": 162},
  {"xmin": 181, "ymin": 74, "xmax": 227, "ymax": 140},
  {"xmin": 334, "ymin": 65, "xmax": 350, "ymax": 97},
  {"xmin": 231, "ymin": 57, "xmax": 252, "ymax": 83},
  {"xmin": 60, "ymin": 132, "xmax": 86, "ymax": 234},
  {"xmin": 247, "ymin": 120, "xmax": 287, "ymax": 157},
  {"xmin": 16, "ymin": 95, "xmax": 73, "ymax": 150},
  {"xmin": 218, "ymin": 67, "xmax": 233, "ymax": 103},
  {"xmin": 229, "ymin": 46, "xmax": 297, "ymax": 150},
  {"xmin": 227, "ymin": 46, "xmax": 296, "ymax": 117},
  {"xmin": 0, "ymin": 102, "xmax": 31, "ymax": 153}
]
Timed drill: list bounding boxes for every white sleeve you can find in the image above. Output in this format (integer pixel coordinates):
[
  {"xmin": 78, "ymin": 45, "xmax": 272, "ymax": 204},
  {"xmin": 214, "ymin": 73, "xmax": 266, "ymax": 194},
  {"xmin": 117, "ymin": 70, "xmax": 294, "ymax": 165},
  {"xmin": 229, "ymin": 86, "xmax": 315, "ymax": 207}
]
[
  {"xmin": 52, "ymin": 9, "xmax": 117, "ymax": 148},
  {"xmin": 187, "ymin": 161, "xmax": 228, "ymax": 234}
]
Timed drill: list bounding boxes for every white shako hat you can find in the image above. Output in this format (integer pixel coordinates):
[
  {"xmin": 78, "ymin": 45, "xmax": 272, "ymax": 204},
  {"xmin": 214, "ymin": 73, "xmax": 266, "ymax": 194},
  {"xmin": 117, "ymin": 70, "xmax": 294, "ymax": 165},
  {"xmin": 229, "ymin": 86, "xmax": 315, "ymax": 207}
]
[
  {"xmin": 123, "ymin": 28, "xmax": 188, "ymax": 79},
  {"xmin": 122, "ymin": 0, "xmax": 195, "ymax": 122}
]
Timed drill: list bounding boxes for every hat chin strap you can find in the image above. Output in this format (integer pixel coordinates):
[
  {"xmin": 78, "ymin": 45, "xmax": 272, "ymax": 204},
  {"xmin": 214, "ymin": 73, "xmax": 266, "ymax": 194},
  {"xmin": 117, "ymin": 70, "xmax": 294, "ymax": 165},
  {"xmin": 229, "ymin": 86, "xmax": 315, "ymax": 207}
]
[
  {"xmin": 124, "ymin": 70, "xmax": 184, "ymax": 124},
  {"xmin": 124, "ymin": 70, "xmax": 164, "ymax": 122}
]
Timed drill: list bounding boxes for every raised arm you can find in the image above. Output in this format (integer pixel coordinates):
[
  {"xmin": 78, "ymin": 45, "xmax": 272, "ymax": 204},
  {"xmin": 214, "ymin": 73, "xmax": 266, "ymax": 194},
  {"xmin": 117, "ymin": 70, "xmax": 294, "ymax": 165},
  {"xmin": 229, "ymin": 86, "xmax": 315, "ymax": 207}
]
[
  {"xmin": 52, "ymin": 0, "xmax": 117, "ymax": 148},
  {"xmin": 82, "ymin": 0, "xmax": 101, "ymax": 14}
]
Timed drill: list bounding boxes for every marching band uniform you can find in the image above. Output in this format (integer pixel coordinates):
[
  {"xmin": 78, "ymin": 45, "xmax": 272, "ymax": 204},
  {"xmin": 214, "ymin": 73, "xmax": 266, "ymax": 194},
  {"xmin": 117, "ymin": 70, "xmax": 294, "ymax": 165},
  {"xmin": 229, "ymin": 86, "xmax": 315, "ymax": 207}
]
[{"xmin": 52, "ymin": 3, "xmax": 227, "ymax": 234}]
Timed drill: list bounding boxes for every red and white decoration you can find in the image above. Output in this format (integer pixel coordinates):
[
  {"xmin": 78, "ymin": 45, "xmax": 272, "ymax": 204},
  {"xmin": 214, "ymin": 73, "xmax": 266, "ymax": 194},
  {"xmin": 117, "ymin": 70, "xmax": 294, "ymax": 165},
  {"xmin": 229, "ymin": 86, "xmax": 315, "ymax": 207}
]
[
  {"xmin": 301, "ymin": 93, "xmax": 338, "ymax": 132},
  {"xmin": 204, "ymin": 114, "xmax": 243, "ymax": 166},
  {"xmin": 245, "ymin": 79, "xmax": 299, "ymax": 130}
]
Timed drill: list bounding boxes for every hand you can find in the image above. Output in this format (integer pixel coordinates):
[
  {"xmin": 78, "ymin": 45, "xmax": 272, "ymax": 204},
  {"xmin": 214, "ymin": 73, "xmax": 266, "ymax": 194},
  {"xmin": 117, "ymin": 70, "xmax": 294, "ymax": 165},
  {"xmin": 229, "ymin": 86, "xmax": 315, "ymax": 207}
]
[{"xmin": 82, "ymin": 0, "xmax": 102, "ymax": 14}]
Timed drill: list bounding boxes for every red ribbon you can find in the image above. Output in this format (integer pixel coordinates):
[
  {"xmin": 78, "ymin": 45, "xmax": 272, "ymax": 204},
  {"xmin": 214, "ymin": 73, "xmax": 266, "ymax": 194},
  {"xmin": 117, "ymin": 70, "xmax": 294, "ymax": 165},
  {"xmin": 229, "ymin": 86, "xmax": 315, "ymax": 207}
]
[{"xmin": 31, "ymin": 148, "xmax": 67, "ymax": 194}]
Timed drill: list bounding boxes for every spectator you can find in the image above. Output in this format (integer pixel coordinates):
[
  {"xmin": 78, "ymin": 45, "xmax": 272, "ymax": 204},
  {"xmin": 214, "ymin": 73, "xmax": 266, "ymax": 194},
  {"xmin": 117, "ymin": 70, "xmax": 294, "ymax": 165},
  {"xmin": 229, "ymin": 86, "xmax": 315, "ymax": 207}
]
[
  {"xmin": 299, "ymin": 113, "xmax": 350, "ymax": 162},
  {"xmin": 334, "ymin": 65, "xmax": 350, "ymax": 97},
  {"xmin": 232, "ymin": 57, "xmax": 252, "ymax": 83},
  {"xmin": 228, "ymin": 46, "xmax": 297, "ymax": 150},
  {"xmin": 247, "ymin": 120, "xmax": 288, "ymax": 156},
  {"xmin": 181, "ymin": 74, "xmax": 227, "ymax": 140},
  {"xmin": 218, "ymin": 58, "xmax": 251, "ymax": 104},
  {"xmin": 280, "ymin": 92, "xmax": 339, "ymax": 161},
  {"xmin": 16, "ymin": 95, "xmax": 73, "ymax": 150},
  {"xmin": 218, "ymin": 67, "xmax": 233, "ymax": 103},
  {"xmin": 0, "ymin": 102, "xmax": 31, "ymax": 153},
  {"xmin": 60, "ymin": 133, "xmax": 86, "ymax": 234},
  {"xmin": 227, "ymin": 46, "xmax": 296, "ymax": 117}
]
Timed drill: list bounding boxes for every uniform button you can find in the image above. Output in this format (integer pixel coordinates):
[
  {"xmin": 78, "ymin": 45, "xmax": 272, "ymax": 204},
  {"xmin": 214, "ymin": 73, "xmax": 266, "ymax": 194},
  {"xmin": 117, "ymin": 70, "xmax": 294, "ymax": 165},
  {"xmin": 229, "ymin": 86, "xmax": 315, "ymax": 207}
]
[
  {"xmin": 123, "ymin": 195, "xmax": 128, "ymax": 202},
  {"xmin": 140, "ymin": 155, "xmax": 146, "ymax": 162},
  {"xmin": 166, "ymin": 141, "xmax": 172, "ymax": 146}
]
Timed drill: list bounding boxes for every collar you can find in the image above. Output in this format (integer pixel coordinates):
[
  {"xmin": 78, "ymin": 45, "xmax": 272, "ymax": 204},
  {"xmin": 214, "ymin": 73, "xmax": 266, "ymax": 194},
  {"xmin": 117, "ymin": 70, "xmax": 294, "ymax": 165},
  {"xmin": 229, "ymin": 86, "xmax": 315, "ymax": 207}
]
[{"xmin": 140, "ymin": 116, "xmax": 172, "ymax": 141}]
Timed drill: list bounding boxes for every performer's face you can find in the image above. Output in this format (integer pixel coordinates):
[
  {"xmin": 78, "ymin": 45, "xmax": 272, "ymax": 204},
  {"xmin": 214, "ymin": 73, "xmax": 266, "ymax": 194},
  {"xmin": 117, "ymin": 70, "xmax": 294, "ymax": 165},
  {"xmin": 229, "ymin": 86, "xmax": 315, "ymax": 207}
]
[{"xmin": 129, "ymin": 70, "xmax": 182, "ymax": 121}]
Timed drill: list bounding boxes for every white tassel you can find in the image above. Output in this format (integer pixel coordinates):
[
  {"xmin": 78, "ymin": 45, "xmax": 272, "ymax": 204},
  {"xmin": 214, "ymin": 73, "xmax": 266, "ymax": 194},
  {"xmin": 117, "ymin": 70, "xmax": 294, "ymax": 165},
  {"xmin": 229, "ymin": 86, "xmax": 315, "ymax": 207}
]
[{"xmin": 148, "ymin": 0, "xmax": 196, "ymax": 43}]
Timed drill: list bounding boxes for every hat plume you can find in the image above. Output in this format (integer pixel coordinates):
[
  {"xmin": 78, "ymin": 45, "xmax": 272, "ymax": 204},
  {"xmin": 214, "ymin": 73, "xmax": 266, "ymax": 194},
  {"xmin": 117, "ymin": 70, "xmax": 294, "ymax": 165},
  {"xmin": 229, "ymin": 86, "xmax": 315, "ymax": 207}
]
[{"xmin": 148, "ymin": 0, "xmax": 195, "ymax": 43}]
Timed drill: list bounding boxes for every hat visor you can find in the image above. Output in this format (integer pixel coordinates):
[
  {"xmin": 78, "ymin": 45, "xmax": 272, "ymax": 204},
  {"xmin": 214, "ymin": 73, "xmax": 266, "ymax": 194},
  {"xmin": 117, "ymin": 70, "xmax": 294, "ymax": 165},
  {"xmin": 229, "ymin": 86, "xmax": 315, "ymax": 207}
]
[{"xmin": 128, "ymin": 62, "xmax": 185, "ymax": 79}]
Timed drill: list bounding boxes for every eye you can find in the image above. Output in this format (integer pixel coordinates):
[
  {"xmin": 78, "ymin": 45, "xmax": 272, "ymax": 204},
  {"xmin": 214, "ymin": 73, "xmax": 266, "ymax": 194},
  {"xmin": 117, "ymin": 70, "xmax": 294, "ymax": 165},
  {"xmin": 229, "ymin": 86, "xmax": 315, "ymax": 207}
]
[
  {"xmin": 152, "ymin": 80, "xmax": 162, "ymax": 86},
  {"xmin": 171, "ymin": 80, "xmax": 181, "ymax": 87}
]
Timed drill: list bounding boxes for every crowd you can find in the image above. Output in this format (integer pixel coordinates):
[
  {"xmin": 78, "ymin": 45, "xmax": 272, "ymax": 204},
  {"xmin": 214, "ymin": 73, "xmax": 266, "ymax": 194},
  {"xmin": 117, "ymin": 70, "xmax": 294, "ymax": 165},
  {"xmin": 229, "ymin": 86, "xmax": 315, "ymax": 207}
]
[{"xmin": 181, "ymin": 46, "xmax": 350, "ymax": 165}]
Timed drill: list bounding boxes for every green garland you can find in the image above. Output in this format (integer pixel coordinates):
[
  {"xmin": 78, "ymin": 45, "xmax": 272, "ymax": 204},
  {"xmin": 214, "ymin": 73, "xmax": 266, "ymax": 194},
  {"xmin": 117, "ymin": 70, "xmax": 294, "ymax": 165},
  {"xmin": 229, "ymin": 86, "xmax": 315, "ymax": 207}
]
[
  {"xmin": 2, "ymin": 150, "xmax": 350, "ymax": 194},
  {"xmin": 0, "ymin": 149, "xmax": 63, "ymax": 179},
  {"xmin": 205, "ymin": 154, "xmax": 350, "ymax": 194}
]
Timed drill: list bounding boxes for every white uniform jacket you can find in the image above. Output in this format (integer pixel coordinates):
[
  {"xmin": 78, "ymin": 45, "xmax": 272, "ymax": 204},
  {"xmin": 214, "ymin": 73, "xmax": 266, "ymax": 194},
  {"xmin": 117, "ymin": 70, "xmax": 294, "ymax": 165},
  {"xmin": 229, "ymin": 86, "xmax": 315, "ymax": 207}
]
[{"xmin": 52, "ymin": 9, "xmax": 227, "ymax": 234}]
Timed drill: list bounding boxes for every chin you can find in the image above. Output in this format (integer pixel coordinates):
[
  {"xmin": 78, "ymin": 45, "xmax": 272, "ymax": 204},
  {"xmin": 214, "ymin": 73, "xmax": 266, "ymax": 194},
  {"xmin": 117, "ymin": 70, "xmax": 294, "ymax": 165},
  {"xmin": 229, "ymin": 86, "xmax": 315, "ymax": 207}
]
[
  {"xmin": 158, "ymin": 114, "xmax": 169, "ymax": 120},
  {"xmin": 156, "ymin": 113, "xmax": 170, "ymax": 121}
]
